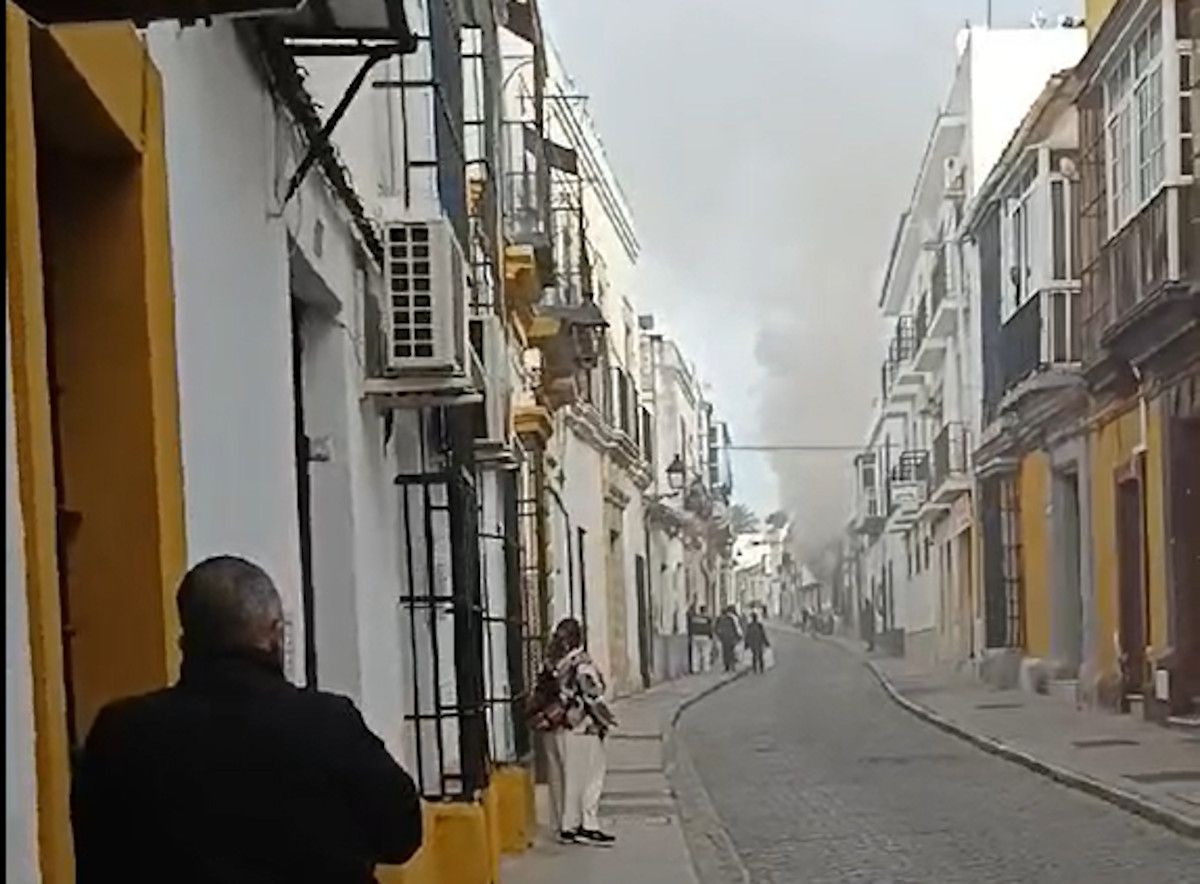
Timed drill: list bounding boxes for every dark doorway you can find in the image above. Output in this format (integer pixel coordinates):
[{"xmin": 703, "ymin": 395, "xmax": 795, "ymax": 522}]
[
  {"xmin": 290, "ymin": 299, "xmax": 318, "ymax": 688},
  {"xmin": 635, "ymin": 554, "xmax": 652, "ymax": 689},
  {"xmin": 1169, "ymin": 418, "xmax": 1200, "ymax": 714},
  {"xmin": 1116, "ymin": 470, "xmax": 1146, "ymax": 701},
  {"xmin": 1054, "ymin": 469, "xmax": 1084, "ymax": 671}
]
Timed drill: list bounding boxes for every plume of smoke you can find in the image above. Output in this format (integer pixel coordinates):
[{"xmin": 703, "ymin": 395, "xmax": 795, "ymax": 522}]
[{"xmin": 541, "ymin": 0, "xmax": 1084, "ymax": 548}]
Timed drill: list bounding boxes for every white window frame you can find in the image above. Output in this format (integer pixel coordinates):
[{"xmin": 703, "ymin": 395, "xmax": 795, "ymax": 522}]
[
  {"xmin": 1103, "ymin": 8, "xmax": 1166, "ymax": 234},
  {"xmin": 1047, "ymin": 172, "xmax": 1078, "ymax": 284},
  {"xmin": 1180, "ymin": 42, "xmax": 1194, "ymax": 179},
  {"xmin": 1000, "ymin": 157, "xmax": 1037, "ymax": 322}
]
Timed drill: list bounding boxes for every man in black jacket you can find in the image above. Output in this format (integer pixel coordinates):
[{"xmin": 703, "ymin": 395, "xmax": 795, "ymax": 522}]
[{"xmin": 71, "ymin": 555, "xmax": 422, "ymax": 883}]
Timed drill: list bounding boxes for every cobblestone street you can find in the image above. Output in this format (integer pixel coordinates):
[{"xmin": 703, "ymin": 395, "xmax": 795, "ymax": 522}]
[{"xmin": 678, "ymin": 630, "xmax": 1199, "ymax": 883}]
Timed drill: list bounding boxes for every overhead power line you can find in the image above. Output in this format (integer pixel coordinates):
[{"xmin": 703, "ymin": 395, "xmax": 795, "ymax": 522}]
[{"xmin": 723, "ymin": 444, "xmax": 861, "ymax": 453}]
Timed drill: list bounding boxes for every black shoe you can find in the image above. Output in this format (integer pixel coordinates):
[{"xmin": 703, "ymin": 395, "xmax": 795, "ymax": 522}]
[
  {"xmin": 558, "ymin": 829, "xmax": 580, "ymax": 844},
  {"xmin": 576, "ymin": 828, "xmax": 616, "ymax": 846}
]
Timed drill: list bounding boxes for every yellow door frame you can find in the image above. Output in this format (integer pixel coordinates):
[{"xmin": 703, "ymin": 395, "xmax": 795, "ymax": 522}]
[{"xmin": 5, "ymin": 6, "xmax": 186, "ymax": 878}]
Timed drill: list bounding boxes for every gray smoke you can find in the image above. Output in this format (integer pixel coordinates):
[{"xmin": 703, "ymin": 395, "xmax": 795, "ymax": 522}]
[{"xmin": 543, "ymin": 0, "xmax": 1082, "ymax": 555}]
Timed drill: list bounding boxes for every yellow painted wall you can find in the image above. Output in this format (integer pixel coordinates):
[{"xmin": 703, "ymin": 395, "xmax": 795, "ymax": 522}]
[
  {"xmin": 379, "ymin": 798, "xmax": 495, "ymax": 884},
  {"xmin": 1019, "ymin": 452, "xmax": 1051, "ymax": 659},
  {"xmin": 1087, "ymin": 400, "xmax": 1169, "ymax": 680},
  {"xmin": 6, "ymin": 6, "xmax": 185, "ymax": 877},
  {"xmin": 492, "ymin": 765, "xmax": 534, "ymax": 854},
  {"xmin": 1085, "ymin": 0, "xmax": 1120, "ymax": 35},
  {"xmin": 5, "ymin": 8, "xmax": 74, "ymax": 878}
]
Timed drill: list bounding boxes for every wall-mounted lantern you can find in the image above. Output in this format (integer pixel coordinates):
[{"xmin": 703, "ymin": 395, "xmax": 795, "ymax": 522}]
[
  {"xmin": 570, "ymin": 297, "xmax": 607, "ymax": 370},
  {"xmin": 665, "ymin": 454, "xmax": 686, "ymax": 492}
]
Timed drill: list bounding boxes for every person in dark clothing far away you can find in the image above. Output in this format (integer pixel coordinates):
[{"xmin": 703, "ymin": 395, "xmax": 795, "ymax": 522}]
[
  {"xmin": 71, "ymin": 555, "xmax": 422, "ymax": 884},
  {"xmin": 744, "ymin": 612, "xmax": 771, "ymax": 674},
  {"xmin": 713, "ymin": 606, "xmax": 742, "ymax": 672}
]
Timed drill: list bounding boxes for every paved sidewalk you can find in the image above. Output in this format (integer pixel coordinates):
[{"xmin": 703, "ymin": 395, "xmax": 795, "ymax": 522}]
[
  {"xmin": 501, "ymin": 667, "xmax": 746, "ymax": 884},
  {"xmin": 814, "ymin": 630, "xmax": 1200, "ymax": 838}
]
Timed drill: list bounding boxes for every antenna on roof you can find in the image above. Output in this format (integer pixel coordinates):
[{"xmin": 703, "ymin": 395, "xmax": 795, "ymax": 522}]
[{"xmin": 986, "ymin": 0, "xmax": 992, "ymax": 28}]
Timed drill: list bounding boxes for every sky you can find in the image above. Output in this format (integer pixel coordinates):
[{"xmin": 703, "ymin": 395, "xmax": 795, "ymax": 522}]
[{"xmin": 541, "ymin": 0, "xmax": 1081, "ymax": 550}]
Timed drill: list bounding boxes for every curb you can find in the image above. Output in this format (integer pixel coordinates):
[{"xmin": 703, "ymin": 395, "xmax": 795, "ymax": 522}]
[
  {"xmin": 663, "ymin": 668, "xmax": 752, "ymax": 884},
  {"xmin": 670, "ymin": 667, "xmax": 749, "ymax": 727},
  {"xmin": 862, "ymin": 658, "xmax": 1200, "ymax": 841}
]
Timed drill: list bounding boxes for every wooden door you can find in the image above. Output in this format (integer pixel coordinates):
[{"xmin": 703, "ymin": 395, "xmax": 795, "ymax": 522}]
[
  {"xmin": 1116, "ymin": 473, "xmax": 1146, "ymax": 698},
  {"xmin": 1169, "ymin": 418, "xmax": 1200, "ymax": 712}
]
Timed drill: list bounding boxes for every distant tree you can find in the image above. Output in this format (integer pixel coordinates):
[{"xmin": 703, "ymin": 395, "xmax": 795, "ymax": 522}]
[
  {"xmin": 765, "ymin": 510, "xmax": 789, "ymax": 530},
  {"xmin": 729, "ymin": 504, "xmax": 759, "ymax": 534}
]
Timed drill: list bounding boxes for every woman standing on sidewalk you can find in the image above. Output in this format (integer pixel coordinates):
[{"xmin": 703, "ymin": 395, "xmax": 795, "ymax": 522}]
[{"xmin": 529, "ymin": 618, "xmax": 618, "ymax": 846}]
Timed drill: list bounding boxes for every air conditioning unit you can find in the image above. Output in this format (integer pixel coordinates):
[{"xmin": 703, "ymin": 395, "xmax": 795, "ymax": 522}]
[
  {"xmin": 383, "ymin": 217, "xmax": 469, "ymax": 376},
  {"xmin": 943, "ymin": 157, "xmax": 965, "ymax": 196}
]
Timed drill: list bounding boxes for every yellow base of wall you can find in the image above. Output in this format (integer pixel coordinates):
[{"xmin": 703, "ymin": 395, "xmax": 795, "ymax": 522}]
[
  {"xmin": 379, "ymin": 787, "xmax": 511, "ymax": 884},
  {"xmin": 491, "ymin": 764, "xmax": 535, "ymax": 855}
]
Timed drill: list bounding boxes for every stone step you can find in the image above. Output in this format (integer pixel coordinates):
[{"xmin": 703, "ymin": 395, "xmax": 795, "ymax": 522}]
[
  {"xmin": 1046, "ymin": 678, "xmax": 1078, "ymax": 704},
  {"xmin": 1166, "ymin": 712, "xmax": 1200, "ymax": 731},
  {"xmin": 1125, "ymin": 692, "xmax": 1145, "ymax": 718}
]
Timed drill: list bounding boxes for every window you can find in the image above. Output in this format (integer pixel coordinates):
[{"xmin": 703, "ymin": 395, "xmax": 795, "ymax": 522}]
[
  {"xmin": 999, "ymin": 476, "xmax": 1024, "ymax": 648},
  {"xmin": 1104, "ymin": 12, "xmax": 1165, "ymax": 232},
  {"xmin": 1181, "ymin": 47, "xmax": 1194, "ymax": 177},
  {"xmin": 1002, "ymin": 159, "xmax": 1037, "ymax": 318},
  {"xmin": 1049, "ymin": 176, "xmax": 1079, "ymax": 281}
]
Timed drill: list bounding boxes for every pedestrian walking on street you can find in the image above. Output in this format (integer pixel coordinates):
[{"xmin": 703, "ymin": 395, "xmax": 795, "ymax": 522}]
[
  {"xmin": 862, "ymin": 597, "xmax": 876, "ymax": 652},
  {"xmin": 71, "ymin": 556, "xmax": 422, "ymax": 884},
  {"xmin": 530, "ymin": 617, "xmax": 618, "ymax": 846},
  {"xmin": 745, "ymin": 612, "xmax": 771, "ymax": 674},
  {"xmin": 688, "ymin": 603, "xmax": 715, "ymax": 674},
  {"xmin": 714, "ymin": 606, "xmax": 742, "ymax": 672}
]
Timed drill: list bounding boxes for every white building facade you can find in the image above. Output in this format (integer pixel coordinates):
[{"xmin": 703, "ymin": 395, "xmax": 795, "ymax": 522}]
[{"xmin": 854, "ymin": 23, "xmax": 1087, "ymax": 667}]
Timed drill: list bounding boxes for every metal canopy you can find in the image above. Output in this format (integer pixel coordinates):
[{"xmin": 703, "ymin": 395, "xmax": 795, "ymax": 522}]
[
  {"xmin": 16, "ymin": 0, "xmax": 300, "ymax": 24},
  {"xmin": 17, "ymin": 0, "xmax": 413, "ymax": 45},
  {"xmin": 280, "ymin": 0, "xmax": 414, "ymax": 44}
]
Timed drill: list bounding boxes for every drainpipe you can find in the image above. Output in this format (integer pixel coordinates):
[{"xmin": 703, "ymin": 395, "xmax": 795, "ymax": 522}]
[
  {"xmin": 545, "ymin": 484, "xmax": 573, "ymax": 626},
  {"xmin": 1130, "ymin": 363, "xmax": 1154, "ymax": 695}
]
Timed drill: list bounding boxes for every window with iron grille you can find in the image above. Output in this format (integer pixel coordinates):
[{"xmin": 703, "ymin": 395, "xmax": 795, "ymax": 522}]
[
  {"xmin": 1180, "ymin": 43, "xmax": 1194, "ymax": 177},
  {"xmin": 516, "ymin": 449, "xmax": 549, "ymax": 696},
  {"xmin": 981, "ymin": 474, "xmax": 1025, "ymax": 649},
  {"xmin": 477, "ymin": 469, "xmax": 527, "ymax": 767},
  {"xmin": 396, "ymin": 412, "xmax": 488, "ymax": 801},
  {"xmin": 999, "ymin": 476, "xmax": 1025, "ymax": 648}
]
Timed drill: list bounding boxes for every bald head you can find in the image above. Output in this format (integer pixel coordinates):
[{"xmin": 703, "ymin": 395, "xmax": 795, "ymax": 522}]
[{"xmin": 177, "ymin": 556, "xmax": 283, "ymax": 659}]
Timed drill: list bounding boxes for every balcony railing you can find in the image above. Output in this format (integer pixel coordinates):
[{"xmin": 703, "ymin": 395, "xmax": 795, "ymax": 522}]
[
  {"xmin": 930, "ymin": 422, "xmax": 969, "ymax": 492},
  {"xmin": 887, "ymin": 449, "xmax": 930, "ymax": 520},
  {"xmin": 881, "ymin": 316, "xmax": 916, "ymax": 396},
  {"xmin": 1000, "ymin": 288, "xmax": 1081, "ymax": 392},
  {"xmin": 890, "ymin": 449, "xmax": 930, "ymax": 484},
  {"xmin": 1081, "ymin": 186, "xmax": 1193, "ymax": 358},
  {"xmin": 915, "ymin": 297, "xmax": 929, "ymax": 348},
  {"xmin": 930, "ymin": 246, "xmax": 948, "ymax": 317}
]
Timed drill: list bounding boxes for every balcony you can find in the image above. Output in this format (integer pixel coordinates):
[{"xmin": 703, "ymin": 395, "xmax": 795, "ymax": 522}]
[
  {"xmin": 997, "ymin": 287, "xmax": 1082, "ymax": 411},
  {"xmin": 913, "ymin": 250, "xmax": 960, "ymax": 371},
  {"xmin": 852, "ymin": 452, "xmax": 885, "ymax": 537},
  {"xmin": 887, "ymin": 450, "xmax": 929, "ymax": 531},
  {"xmin": 881, "ymin": 315, "xmax": 921, "ymax": 400},
  {"xmin": 926, "ymin": 422, "xmax": 971, "ymax": 509},
  {"xmin": 1081, "ymin": 187, "xmax": 1197, "ymax": 382}
]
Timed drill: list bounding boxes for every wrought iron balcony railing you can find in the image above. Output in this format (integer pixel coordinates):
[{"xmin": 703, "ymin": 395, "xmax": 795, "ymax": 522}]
[
  {"xmin": 1000, "ymin": 288, "xmax": 1081, "ymax": 392},
  {"xmin": 930, "ymin": 422, "xmax": 969, "ymax": 492}
]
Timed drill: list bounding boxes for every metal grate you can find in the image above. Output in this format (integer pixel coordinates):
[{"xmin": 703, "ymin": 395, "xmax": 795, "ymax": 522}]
[
  {"xmin": 386, "ymin": 223, "xmax": 436, "ymax": 361},
  {"xmin": 396, "ymin": 417, "xmax": 489, "ymax": 801}
]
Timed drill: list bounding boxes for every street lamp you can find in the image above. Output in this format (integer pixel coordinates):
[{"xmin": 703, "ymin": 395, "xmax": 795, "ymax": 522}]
[
  {"xmin": 665, "ymin": 454, "xmax": 686, "ymax": 492},
  {"xmin": 646, "ymin": 454, "xmax": 687, "ymax": 504},
  {"xmin": 570, "ymin": 297, "xmax": 607, "ymax": 370}
]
